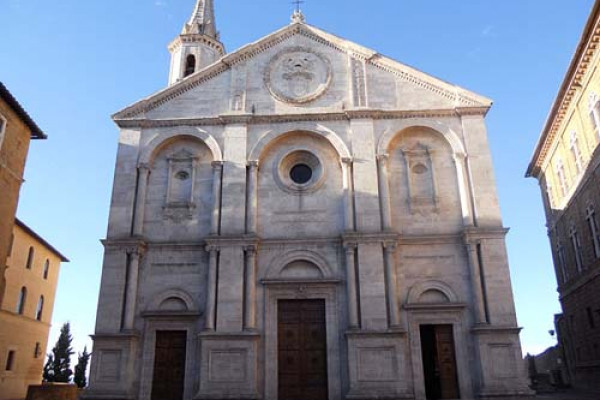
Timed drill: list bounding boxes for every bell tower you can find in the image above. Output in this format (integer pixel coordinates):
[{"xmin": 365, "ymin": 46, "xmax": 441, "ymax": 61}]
[{"xmin": 168, "ymin": 0, "xmax": 225, "ymax": 85}]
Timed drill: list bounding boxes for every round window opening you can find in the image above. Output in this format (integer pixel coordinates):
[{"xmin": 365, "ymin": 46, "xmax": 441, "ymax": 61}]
[
  {"xmin": 290, "ymin": 164, "xmax": 313, "ymax": 184},
  {"xmin": 276, "ymin": 149, "xmax": 324, "ymax": 193}
]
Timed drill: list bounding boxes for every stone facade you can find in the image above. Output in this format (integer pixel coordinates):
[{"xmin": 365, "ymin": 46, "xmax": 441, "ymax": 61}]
[
  {"xmin": 86, "ymin": 2, "xmax": 531, "ymax": 400},
  {"xmin": 527, "ymin": 1, "xmax": 600, "ymax": 393},
  {"xmin": 0, "ymin": 219, "xmax": 68, "ymax": 400}
]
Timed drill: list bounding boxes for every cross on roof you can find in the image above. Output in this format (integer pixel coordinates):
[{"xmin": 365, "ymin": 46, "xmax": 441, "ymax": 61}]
[{"xmin": 292, "ymin": 0, "xmax": 304, "ymax": 12}]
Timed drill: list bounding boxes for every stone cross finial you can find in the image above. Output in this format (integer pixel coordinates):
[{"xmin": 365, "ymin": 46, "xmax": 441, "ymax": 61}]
[{"xmin": 291, "ymin": 0, "xmax": 306, "ymax": 23}]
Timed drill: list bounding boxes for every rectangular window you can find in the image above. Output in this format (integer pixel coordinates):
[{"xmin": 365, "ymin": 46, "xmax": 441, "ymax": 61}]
[
  {"xmin": 7, "ymin": 233, "xmax": 14, "ymax": 257},
  {"xmin": 34, "ymin": 343, "xmax": 41, "ymax": 358},
  {"xmin": 588, "ymin": 307, "xmax": 596, "ymax": 329},
  {"xmin": 5, "ymin": 350, "xmax": 15, "ymax": 371},
  {"xmin": 0, "ymin": 112, "xmax": 6, "ymax": 150}
]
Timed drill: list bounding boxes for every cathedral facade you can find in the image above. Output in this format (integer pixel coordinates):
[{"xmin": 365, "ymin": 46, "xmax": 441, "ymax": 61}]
[{"xmin": 85, "ymin": 2, "xmax": 531, "ymax": 400}]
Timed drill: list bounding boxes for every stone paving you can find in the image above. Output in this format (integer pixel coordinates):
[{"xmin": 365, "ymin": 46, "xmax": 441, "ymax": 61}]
[{"xmin": 535, "ymin": 390, "xmax": 599, "ymax": 400}]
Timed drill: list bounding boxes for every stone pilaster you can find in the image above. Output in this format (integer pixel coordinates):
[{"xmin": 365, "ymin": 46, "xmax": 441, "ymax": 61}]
[
  {"xmin": 244, "ymin": 245, "xmax": 257, "ymax": 331},
  {"xmin": 246, "ymin": 161, "xmax": 259, "ymax": 234},
  {"xmin": 376, "ymin": 154, "xmax": 392, "ymax": 231},
  {"xmin": 344, "ymin": 242, "xmax": 359, "ymax": 329},
  {"xmin": 383, "ymin": 240, "xmax": 400, "ymax": 328},
  {"xmin": 204, "ymin": 244, "xmax": 219, "ymax": 331},
  {"xmin": 132, "ymin": 163, "xmax": 150, "ymax": 237},
  {"xmin": 210, "ymin": 161, "xmax": 223, "ymax": 235}
]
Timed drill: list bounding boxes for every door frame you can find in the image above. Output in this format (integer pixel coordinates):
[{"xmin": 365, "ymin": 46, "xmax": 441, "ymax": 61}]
[
  {"xmin": 139, "ymin": 318, "xmax": 198, "ymax": 400},
  {"xmin": 407, "ymin": 306, "xmax": 473, "ymax": 400},
  {"xmin": 263, "ymin": 281, "xmax": 342, "ymax": 400}
]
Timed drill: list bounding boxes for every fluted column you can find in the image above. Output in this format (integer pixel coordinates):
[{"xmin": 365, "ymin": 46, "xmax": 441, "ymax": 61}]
[
  {"xmin": 132, "ymin": 164, "xmax": 151, "ymax": 237},
  {"xmin": 383, "ymin": 241, "xmax": 400, "ymax": 328},
  {"xmin": 123, "ymin": 248, "xmax": 142, "ymax": 330},
  {"xmin": 453, "ymin": 154, "xmax": 473, "ymax": 227},
  {"xmin": 344, "ymin": 243, "xmax": 359, "ymax": 329},
  {"xmin": 466, "ymin": 242, "xmax": 486, "ymax": 324},
  {"xmin": 244, "ymin": 245, "xmax": 257, "ymax": 331},
  {"xmin": 204, "ymin": 245, "xmax": 219, "ymax": 331},
  {"xmin": 341, "ymin": 158, "xmax": 355, "ymax": 232},
  {"xmin": 210, "ymin": 161, "xmax": 223, "ymax": 235},
  {"xmin": 246, "ymin": 161, "xmax": 259, "ymax": 234},
  {"xmin": 376, "ymin": 154, "xmax": 392, "ymax": 231}
]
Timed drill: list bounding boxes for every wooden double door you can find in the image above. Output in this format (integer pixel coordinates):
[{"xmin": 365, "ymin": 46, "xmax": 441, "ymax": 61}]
[
  {"xmin": 278, "ymin": 299, "xmax": 328, "ymax": 400},
  {"xmin": 151, "ymin": 331, "xmax": 187, "ymax": 400},
  {"xmin": 420, "ymin": 324, "xmax": 460, "ymax": 399}
]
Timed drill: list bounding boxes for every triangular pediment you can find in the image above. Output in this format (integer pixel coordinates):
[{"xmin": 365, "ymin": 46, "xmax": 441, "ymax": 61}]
[{"xmin": 113, "ymin": 22, "xmax": 491, "ymax": 122}]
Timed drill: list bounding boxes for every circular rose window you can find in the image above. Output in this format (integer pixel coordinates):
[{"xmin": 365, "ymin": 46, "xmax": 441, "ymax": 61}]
[{"xmin": 275, "ymin": 150, "xmax": 324, "ymax": 193}]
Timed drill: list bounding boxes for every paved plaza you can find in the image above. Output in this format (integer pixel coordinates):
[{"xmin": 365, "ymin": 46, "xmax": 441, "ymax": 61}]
[{"xmin": 535, "ymin": 390, "xmax": 599, "ymax": 400}]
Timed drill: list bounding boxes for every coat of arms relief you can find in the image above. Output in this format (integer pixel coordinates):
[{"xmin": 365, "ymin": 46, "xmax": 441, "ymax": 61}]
[{"xmin": 265, "ymin": 47, "xmax": 332, "ymax": 104}]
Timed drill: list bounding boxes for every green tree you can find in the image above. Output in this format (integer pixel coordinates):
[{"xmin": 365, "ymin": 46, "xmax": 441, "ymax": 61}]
[
  {"xmin": 73, "ymin": 346, "xmax": 91, "ymax": 388},
  {"xmin": 43, "ymin": 322, "xmax": 74, "ymax": 383}
]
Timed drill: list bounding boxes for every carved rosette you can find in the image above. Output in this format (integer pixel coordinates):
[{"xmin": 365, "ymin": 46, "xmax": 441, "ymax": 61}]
[{"xmin": 265, "ymin": 47, "xmax": 332, "ymax": 105}]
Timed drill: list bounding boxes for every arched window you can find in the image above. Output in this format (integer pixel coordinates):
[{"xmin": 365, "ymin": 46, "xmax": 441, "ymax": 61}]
[
  {"xmin": 25, "ymin": 247, "xmax": 34, "ymax": 269},
  {"xmin": 586, "ymin": 204, "xmax": 600, "ymax": 258},
  {"xmin": 184, "ymin": 54, "xmax": 196, "ymax": 77},
  {"xmin": 589, "ymin": 92, "xmax": 600, "ymax": 135},
  {"xmin": 43, "ymin": 260, "xmax": 50, "ymax": 280},
  {"xmin": 16, "ymin": 287, "xmax": 27, "ymax": 314},
  {"xmin": 569, "ymin": 223, "xmax": 584, "ymax": 273},
  {"xmin": 555, "ymin": 159, "xmax": 568, "ymax": 197},
  {"xmin": 569, "ymin": 131, "xmax": 583, "ymax": 174},
  {"xmin": 35, "ymin": 296, "xmax": 44, "ymax": 321}
]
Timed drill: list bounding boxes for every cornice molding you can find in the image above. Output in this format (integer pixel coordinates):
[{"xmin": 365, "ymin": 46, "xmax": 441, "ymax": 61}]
[
  {"xmin": 113, "ymin": 107, "xmax": 488, "ymax": 129},
  {"xmin": 527, "ymin": 3, "xmax": 600, "ymax": 177}
]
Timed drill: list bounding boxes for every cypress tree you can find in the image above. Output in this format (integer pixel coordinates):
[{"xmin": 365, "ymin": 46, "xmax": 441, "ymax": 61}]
[
  {"xmin": 74, "ymin": 346, "xmax": 91, "ymax": 388},
  {"xmin": 43, "ymin": 322, "xmax": 74, "ymax": 383}
]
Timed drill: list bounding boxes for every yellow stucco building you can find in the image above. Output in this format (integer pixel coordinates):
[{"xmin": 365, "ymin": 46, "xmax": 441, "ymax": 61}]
[
  {"xmin": 527, "ymin": 0, "xmax": 600, "ymax": 392},
  {"xmin": 0, "ymin": 82, "xmax": 46, "ymax": 306},
  {"xmin": 0, "ymin": 219, "xmax": 68, "ymax": 400}
]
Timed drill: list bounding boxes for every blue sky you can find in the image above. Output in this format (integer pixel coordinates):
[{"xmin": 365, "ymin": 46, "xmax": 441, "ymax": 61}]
[{"xmin": 1, "ymin": 0, "xmax": 595, "ymax": 358}]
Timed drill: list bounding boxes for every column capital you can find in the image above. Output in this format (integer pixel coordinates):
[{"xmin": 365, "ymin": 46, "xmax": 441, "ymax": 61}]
[
  {"xmin": 383, "ymin": 240, "xmax": 397, "ymax": 251},
  {"xmin": 376, "ymin": 153, "xmax": 389, "ymax": 163},
  {"xmin": 126, "ymin": 246, "xmax": 146, "ymax": 258},
  {"xmin": 138, "ymin": 163, "xmax": 152, "ymax": 172},
  {"xmin": 211, "ymin": 160, "xmax": 224, "ymax": 169},
  {"xmin": 344, "ymin": 242, "xmax": 358, "ymax": 253},
  {"xmin": 341, "ymin": 157, "xmax": 354, "ymax": 165},
  {"xmin": 247, "ymin": 160, "xmax": 259, "ymax": 168},
  {"xmin": 205, "ymin": 244, "xmax": 220, "ymax": 253},
  {"xmin": 244, "ymin": 244, "xmax": 258, "ymax": 254}
]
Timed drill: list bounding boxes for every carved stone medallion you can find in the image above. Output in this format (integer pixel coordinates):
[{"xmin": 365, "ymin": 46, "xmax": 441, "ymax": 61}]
[{"xmin": 265, "ymin": 47, "xmax": 332, "ymax": 104}]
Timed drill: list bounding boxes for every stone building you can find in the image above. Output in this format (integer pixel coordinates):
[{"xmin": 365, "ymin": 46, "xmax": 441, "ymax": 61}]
[
  {"xmin": 526, "ymin": 0, "xmax": 600, "ymax": 393},
  {"xmin": 0, "ymin": 82, "xmax": 46, "ymax": 306},
  {"xmin": 0, "ymin": 219, "xmax": 68, "ymax": 399},
  {"xmin": 85, "ymin": 2, "xmax": 531, "ymax": 399}
]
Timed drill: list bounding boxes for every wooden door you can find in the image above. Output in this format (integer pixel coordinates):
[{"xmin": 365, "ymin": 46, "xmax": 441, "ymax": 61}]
[
  {"xmin": 420, "ymin": 324, "xmax": 460, "ymax": 399},
  {"xmin": 151, "ymin": 331, "xmax": 187, "ymax": 400},
  {"xmin": 278, "ymin": 299, "xmax": 328, "ymax": 400},
  {"xmin": 435, "ymin": 325, "xmax": 459, "ymax": 399}
]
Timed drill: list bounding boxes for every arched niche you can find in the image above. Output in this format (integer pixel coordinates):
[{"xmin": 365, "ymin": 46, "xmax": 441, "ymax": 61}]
[
  {"xmin": 248, "ymin": 126, "xmax": 350, "ymax": 163},
  {"xmin": 139, "ymin": 128, "xmax": 223, "ymax": 166},
  {"xmin": 264, "ymin": 250, "xmax": 334, "ymax": 281},
  {"xmin": 147, "ymin": 289, "xmax": 198, "ymax": 313},
  {"xmin": 253, "ymin": 130, "xmax": 346, "ymax": 238},
  {"xmin": 377, "ymin": 121, "xmax": 465, "ymax": 158},
  {"xmin": 406, "ymin": 280, "xmax": 460, "ymax": 305}
]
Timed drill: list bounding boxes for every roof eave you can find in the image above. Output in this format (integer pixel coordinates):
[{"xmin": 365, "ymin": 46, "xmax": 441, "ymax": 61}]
[
  {"xmin": 0, "ymin": 82, "xmax": 47, "ymax": 139},
  {"xmin": 14, "ymin": 218, "xmax": 70, "ymax": 262},
  {"xmin": 526, "ymin": 0, "xmax": 600, "ymax": 179}
]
